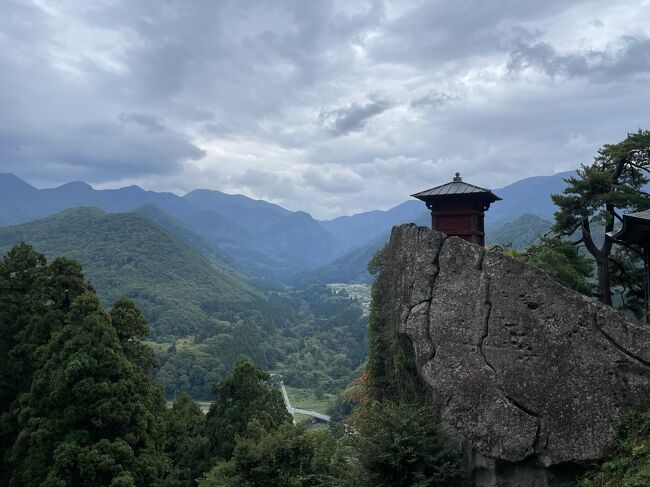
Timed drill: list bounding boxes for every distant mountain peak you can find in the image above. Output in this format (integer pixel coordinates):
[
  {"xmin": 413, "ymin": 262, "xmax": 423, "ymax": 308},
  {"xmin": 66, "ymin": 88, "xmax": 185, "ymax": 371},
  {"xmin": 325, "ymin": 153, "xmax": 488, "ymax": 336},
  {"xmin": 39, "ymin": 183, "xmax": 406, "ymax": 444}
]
[
  {"xmin": 56, "ymin": 206, "xmax": 106, "ymax": 218},
  {"xmin": 288, "ymin": 210, "xmax": 313, "ymax": 220},
  {"xmin": 119, "ymin": 184, "xmax": 145, "ymax": 192},
  {"xmin": 0, "ymin": 172, "xmax": 37, "ymax": 190},
  {"xmin": 185, "ymin": 188, "xmax": 226, "ymax": 197},
  {"xmin": 184, "ymin": 188, "xmax": 291, "ymax": 213},
  {"xmin": 55, "ymin": 180, "xmax": 93, "ymax": 191}
]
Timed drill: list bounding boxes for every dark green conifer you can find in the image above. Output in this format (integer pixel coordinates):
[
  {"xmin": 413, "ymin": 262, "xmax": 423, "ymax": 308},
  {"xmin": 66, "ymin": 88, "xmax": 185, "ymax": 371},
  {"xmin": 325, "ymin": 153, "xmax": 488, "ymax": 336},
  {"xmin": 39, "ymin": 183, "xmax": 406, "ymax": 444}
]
[
  {"xmin": 7, "ymin": 288, "xmax": 169, "ymax": 485},
  {"xmin": 204, "ymin": 359, "xmax": 291, "ymax": 460},
  {"xmin": 164, "ymin": 393, "xmax": 209, "ymax": 486},
  {"xmin": 352, "ymin": 401, "xmax": 460, "ymax": 487},
  {"xmin": 110, "ymin": 297, "xmax": 157, "ymax": 373},
  {"xmin": 0, "ymin": 247, "xmax": 91, "ymax": 484}
]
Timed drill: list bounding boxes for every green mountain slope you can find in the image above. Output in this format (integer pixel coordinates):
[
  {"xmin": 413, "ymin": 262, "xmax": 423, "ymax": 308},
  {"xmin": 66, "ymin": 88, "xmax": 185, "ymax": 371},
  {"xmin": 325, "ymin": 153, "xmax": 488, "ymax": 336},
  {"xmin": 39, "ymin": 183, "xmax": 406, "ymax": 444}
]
[
  {"xmin": 133, "ymin": 204, "xmax": 239, "ymax": 273},
  {"xmin": 486, "ymin": 213, "xmax": 553, "ymax": 248},
  {"xmin": 0, "ymin": 207, "xmax": 262, "ymax": 339},
  {"xmin": 0, "ymin": 208, "xmax": 369, "ymax": 400},
  {"xmin": 295, "ymin": 238, "xmax": 385, "ymax": 285}
]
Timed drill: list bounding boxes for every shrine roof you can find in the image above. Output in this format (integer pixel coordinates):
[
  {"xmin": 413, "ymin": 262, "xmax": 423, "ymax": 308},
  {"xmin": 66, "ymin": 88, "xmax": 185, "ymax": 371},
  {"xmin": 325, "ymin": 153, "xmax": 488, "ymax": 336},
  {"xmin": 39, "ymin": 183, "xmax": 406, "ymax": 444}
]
[
  {"xmin": 412, "ymin": 173, "xmax": 502, "ymax": 202},
  {"xmin": 608, "ymin": 209, "xmax": 650, "ymax": 246}
]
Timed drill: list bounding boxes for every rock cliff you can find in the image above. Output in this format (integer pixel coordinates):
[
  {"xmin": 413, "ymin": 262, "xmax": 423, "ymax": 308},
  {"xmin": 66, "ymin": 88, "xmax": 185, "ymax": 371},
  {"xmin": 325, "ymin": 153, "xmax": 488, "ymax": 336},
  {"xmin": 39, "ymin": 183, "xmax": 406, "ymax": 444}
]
[{"xmin": 379, "ymin": 224, "xmax": 650, "ymax": 487}]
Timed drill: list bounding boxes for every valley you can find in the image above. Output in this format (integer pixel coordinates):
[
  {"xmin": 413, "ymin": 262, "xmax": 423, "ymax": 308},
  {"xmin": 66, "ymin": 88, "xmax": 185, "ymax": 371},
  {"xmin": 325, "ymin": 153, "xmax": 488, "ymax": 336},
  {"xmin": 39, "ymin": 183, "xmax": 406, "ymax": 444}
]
[
  {"xmin": 327, "ymin": 283, "xmax": 372, "ymax": 316},
  {"xmin": 3, "ymin": 3, "xmax": 649, "ymax": 483},
  {"xmin": 0, "ymin": 171, "xmax": 576, "ymax": 409}
]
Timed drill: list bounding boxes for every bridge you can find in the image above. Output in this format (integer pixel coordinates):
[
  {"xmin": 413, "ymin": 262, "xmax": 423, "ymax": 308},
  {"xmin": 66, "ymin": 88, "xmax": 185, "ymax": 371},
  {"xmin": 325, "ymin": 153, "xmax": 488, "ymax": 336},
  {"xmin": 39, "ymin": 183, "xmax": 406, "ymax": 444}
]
[{"xmin": 279, "ymin": 380, "xmax": 331, "ymax": 424}]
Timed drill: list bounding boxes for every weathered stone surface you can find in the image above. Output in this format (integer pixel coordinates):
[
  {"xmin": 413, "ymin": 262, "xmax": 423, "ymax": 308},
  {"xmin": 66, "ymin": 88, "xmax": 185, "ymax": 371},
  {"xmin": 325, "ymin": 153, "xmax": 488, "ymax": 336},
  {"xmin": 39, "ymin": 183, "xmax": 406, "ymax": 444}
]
[{"xmin": 382, "ymin": 224, "xmax": 650, "ymax": 486}]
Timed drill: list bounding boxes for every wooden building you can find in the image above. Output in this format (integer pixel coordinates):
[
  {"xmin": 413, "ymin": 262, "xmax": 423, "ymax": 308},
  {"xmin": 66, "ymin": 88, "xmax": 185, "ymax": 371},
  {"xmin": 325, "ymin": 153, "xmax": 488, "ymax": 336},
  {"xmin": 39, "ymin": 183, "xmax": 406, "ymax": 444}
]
[
  {"xmin": 609, "ymin": 209, "xmax": 650, "ymax": 324},
  {"xmin": 412, "ymin": 172, "xmax": 501, "ymax": 246}
]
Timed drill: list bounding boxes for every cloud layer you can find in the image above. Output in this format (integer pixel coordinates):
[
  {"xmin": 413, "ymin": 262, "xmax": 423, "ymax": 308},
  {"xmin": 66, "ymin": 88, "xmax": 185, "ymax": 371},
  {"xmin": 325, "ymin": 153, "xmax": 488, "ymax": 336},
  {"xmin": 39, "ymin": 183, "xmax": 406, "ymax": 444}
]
[{"xmin": 1, "ymin": 0, "xmax": 649, "ymax": 217}]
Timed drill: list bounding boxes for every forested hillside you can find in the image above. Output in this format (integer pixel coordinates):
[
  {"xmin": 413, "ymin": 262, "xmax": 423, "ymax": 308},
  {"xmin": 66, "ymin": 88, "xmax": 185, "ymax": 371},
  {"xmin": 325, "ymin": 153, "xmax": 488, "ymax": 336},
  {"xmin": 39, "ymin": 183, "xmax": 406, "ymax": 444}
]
[
  {"xmin": 486, "ymin": 213, "xmax": 552, "ymax": 248},
  {"xmin": 0, "ymin": 207, "xmax": 261, "ymax": 339},
  {"xmin": 294, "ymin": 238, "xmax": 385, "ymax": 285},
  {"xmin": 0, "ymin": 174, "xmax": 341, "ymax": 279},
  {"xmin": 154, "ymin": 284, "xmax": 367, "ymax": 399},
  {"xmin": 134, "ymin": 204, "xmax": 239, "ymax": 272},
  {"xmin": 0, "ymin": 244, "xmax": 460, "ymax": 486},
  {"xmin": 0, "ymin": 212, "xmax": 368, "ymax": 399}
]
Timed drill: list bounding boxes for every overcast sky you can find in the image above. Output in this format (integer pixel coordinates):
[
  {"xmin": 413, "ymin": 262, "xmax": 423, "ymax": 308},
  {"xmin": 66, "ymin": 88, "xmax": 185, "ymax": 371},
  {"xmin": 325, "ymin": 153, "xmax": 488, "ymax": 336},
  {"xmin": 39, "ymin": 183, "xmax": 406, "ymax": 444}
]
[{"xmin": 1, "ymin": 0, "xmax": 650, "ymax": 218}]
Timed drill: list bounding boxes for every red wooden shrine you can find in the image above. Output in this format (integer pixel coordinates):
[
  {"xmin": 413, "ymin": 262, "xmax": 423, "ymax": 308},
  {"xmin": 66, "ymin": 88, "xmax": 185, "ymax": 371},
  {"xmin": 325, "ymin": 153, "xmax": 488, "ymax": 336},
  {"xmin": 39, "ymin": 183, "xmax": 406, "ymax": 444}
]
[{"xmin": 412, "ymin": 172, "xmax": 501, "ymax": 246}]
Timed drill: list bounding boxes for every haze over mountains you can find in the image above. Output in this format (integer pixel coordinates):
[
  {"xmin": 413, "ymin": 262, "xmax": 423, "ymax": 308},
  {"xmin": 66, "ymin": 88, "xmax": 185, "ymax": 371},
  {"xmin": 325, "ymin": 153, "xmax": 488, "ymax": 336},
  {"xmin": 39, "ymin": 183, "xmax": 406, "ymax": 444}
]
[
  {"xmin": 0, "ymin": 170, "xmax": 576, "ymax": 283},
  {"xmin": 0, "ymin": 168, "xmax": 594, "ymax": 400}
]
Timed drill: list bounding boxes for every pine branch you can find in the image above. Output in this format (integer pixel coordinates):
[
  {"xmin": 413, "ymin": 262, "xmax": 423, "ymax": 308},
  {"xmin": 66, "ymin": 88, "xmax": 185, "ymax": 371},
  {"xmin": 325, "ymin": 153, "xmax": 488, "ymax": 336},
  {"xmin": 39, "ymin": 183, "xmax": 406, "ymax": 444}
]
[{"xmin": 570, "ymin": 238, "xmax": 584, "ymax": 246}]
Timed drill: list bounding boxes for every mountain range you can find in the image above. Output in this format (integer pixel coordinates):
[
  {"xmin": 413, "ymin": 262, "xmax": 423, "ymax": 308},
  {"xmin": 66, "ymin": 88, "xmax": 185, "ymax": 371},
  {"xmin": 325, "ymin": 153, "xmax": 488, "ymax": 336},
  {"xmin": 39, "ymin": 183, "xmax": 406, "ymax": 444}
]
[
  {"xmin": 0, "ymin": 169, "xmax": 582, "ymax": 397},
  {"xmin": 0, "ymin": 170, "xmax": 577, "ymax": 283}
]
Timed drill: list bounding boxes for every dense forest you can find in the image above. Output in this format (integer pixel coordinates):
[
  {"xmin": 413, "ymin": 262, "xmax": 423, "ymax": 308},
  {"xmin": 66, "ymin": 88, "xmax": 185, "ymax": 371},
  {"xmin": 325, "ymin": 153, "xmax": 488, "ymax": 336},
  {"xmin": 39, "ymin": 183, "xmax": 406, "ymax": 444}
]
[
  {"xmin": 0, "ymin": 244, "xmax": 460, "ymax": 486},
  {"xmin": 0, "ymin": 208, "xmax": 369, "ymax": 400},
  {"xmin": 154, "ymin": 284, "xmax": 368, "ymax": 399}
]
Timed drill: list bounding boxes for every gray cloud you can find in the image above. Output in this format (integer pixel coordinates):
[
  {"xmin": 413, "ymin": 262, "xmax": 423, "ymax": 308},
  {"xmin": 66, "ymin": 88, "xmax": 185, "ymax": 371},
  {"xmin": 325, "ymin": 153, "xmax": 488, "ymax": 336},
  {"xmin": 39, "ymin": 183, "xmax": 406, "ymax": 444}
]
[
  {"xmin": 120, "ymin": 112, "xmax": 167, "ymax": 133},
  {"xmin": 1, "ymin": 0, "xmax": 650, "ymax": 217},
  {"xmin": 367, "ymin": 0, "xmax": 600, "ymax": 67},
  {"xmin": 508, "ymin": 35, "xmax": 650, "ymax": 81},
  {"xmin": 303, "ymin": 164, "xmax": 362, "ymax": 193},
  {"xmin": 410, "ymin": 91, "xmax": 460, "ymax": 108},
  {"xmin": 0, "ymin": 118, "xmax": 205, "ymax": 185},
  {"xmin": 318, "ymin": 97, "xmax": 392, "ymax": 135}
]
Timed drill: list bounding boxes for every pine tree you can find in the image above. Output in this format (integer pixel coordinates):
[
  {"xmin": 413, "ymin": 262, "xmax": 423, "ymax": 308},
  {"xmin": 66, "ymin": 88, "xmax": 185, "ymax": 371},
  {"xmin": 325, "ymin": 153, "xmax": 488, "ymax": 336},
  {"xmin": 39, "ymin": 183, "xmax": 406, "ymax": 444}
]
[
  {"xmin": 204, "ymin": 359, "xmax": 291, "ymax": 460},
  {"xmin": 0, "ymin": 246, "xmax": 90, "ymax": 484},
  {"xmin": 8, "ymin": 290, "xmax": 169, "ymax": 485},
  {"xmin": 552, "ymin": 130, "xmax": 650, "ymax": 307},
  {"xmin": 110, "ymin": 297, "xmax": 157, "ymax": 374},
  {"xmin": 509, "ymin": 237, "xmax": 594, "ymax": 296},
  {"xmin": 164, "ymin": 393, "xmax": 209, "ymax": 486}
]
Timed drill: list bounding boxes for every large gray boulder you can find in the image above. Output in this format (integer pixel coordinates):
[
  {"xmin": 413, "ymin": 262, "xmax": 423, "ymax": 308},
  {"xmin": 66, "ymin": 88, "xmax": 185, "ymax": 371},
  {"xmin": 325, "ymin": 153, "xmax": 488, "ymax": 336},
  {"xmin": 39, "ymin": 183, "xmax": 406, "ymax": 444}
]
[{"xmin": 381, "ymin": 224, "xmax": 650, "ymax": 487}]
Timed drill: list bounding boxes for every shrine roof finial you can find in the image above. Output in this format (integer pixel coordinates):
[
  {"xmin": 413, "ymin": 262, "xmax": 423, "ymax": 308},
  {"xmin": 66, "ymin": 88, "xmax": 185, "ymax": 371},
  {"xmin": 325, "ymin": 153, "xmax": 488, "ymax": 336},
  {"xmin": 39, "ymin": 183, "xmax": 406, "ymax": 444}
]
[{"xmin": 453, "ymin": 172, "xmax": 462, "ymax": 182}]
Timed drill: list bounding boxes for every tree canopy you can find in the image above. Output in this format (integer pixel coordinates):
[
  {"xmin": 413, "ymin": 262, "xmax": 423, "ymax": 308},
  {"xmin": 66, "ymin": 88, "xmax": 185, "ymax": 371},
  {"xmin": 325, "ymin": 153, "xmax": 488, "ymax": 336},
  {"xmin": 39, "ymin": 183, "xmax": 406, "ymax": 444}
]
[
  {"xmin": 552, "ymin": 129, "xmax": 650, "ymax": 310},
  {"xmin": 509, "ymin": 237, "xmax": 594, "ymax": 296},
  {"xmin": 164, "ymin": 393, "xmax": 209, "ymax": 487},
  {"xmin": 0, "ymin": 244, "xmax": 170, "ymax": 486},
  {"xmin": 351, "ymin": 401, "xmax": 460, "ymax": 487},
  {"xmin": 204, "ymin": 359, "xmax": 291, "ymax": 460}
]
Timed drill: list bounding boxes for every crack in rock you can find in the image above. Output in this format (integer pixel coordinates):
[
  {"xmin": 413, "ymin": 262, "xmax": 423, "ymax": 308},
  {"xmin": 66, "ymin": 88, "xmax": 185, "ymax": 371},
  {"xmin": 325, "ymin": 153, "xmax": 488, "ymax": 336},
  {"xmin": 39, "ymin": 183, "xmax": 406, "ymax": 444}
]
[
  {"xmin": 478, "ymin": 249, "xmax": 543, "ymax": 455},
  {"xmin": 593, "ymin": 312, "xmax": 650, "ymax": 369},
  {"xmin": 400, "ymin": 232, "xmax": 447, "ymax": 369},
  {"xmin": 478, "ymin": 275, "xmax": 496, "ymax": 376}
]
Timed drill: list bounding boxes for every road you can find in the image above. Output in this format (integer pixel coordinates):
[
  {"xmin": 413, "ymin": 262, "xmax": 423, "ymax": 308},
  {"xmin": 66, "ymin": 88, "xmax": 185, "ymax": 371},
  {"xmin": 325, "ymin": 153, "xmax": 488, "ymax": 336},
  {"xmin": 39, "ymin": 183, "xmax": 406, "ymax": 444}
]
[{"xmin": 280, "ymin": 380, "xmax": 331, "ymax": 424}]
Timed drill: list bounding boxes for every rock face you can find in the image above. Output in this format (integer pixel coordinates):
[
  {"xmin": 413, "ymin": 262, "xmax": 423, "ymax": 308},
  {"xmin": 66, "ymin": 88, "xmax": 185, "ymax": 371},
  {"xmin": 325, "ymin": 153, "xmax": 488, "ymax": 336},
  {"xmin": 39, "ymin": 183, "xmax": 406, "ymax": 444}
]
[{"xmin": 381, "ymin": 224, "xmax": 650, "ymax": 487}]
